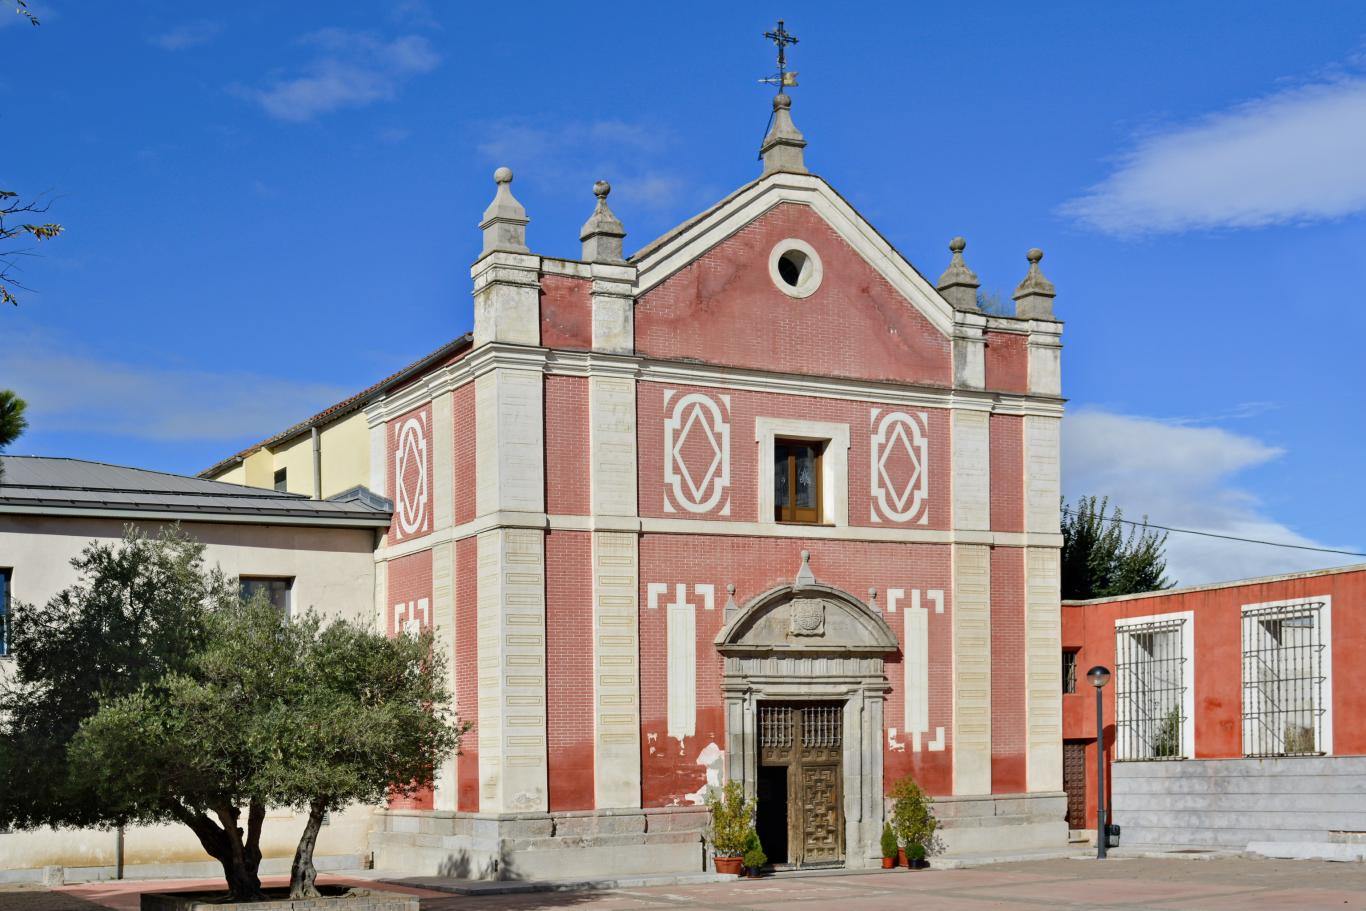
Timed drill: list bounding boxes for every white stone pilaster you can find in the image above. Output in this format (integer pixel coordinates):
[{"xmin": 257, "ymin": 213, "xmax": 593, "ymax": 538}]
[
  {"xmin": 951, "ymin": 544, "xmax": 991, "ymax": 795},
  {"xmin": 592, "ymin": 532, "xmax": 641, "ymax": 808},
  {"xmin": 951, "ymin": 410, "xmax": 990, "ymax": 531},
  {"xmin": 374, "ymin": 554, "xmax": 389, "ymax": 633},
  {"xmin": 431, "ymin": 540, "xmax": 457, "ymax": 810},
  {"xmin": 1025, "ymin": 546, "xmax": 1062, "ymax": 792},
  {"xmin": 472, "ymin": 252, "xmax": 541, "ymax": 348},
  {"xmin": 590, "ymin": 264, "xmax": 636, "ymax": 355},
  {"xmin": 476, "ymin": 527, "xmax": 548, "ymax": 813},
  {"xmin": 474, "ymin": 369, "xmax": 544, "ymax": 517},
  {"xmin": 1023, "ymin": 415, "xmax": 1061, "ymax": 535},
  {"xmin": 1026, "ymin": 324, "xmax": 1063, "ymax": 397},
  {"xmin": 368, "ymin": 412, "xmax": 387, "ymax": 497},
  {"xmin": 431, "ymin": 391, "xmax": 454, "ymax": 530},
  {"xmin": 589, "ymin": 375, "xmax": 637, "ymax": 516}
]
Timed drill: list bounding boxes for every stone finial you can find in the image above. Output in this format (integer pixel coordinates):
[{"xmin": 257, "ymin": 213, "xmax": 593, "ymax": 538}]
[
  {"xmin": 480, "ymin": 166, "xmax": 530, "ymax": 256},
  {"xmin": 794, "ymin": 549, "xmax": 816, "ymax": 587},
  {"xmin": 760, "ymin": 93, "xmax": 808, "ymax": 176},
  {"xmin": 937, "ymin": 236, "xmax": 982, "ymax": 312},
  {"xmin": 868, "ymin": 587, "xmax": 878, "ymax": 610},
  {"xmin": 1012, "ymin": 247, "xmax": 1056, "ymax": 319},
  {"xmin": 579, "ymin": 179, "xmax": 627, "ymax": 264},
  {"xmin": 724, "ymin": 583, "xmax": 738, "ymax": 620}
]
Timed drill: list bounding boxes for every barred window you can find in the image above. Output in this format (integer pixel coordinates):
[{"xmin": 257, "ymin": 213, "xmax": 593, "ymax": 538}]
[
  {"xmin": 1115, "ymin": 617, "xmax": 1188, "ymax": 760},
  {"xmin": 1062, "ymin": 649, "xmax": 1078, "ymax": 694},
  {"xmin": 1242, "ymin": 601, "xmax": 1327, "ymax": 757}
]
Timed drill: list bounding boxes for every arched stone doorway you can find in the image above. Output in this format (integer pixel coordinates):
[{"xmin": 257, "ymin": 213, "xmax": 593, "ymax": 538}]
[{"xmin": 714, "ymin": 554, "xmax": 898, "ymax": 869}]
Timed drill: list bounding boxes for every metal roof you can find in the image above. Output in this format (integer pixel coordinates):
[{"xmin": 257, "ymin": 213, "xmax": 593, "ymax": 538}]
[{"xmin": 0, "ymin": 456, "xmax": 392, "ymax": 528}]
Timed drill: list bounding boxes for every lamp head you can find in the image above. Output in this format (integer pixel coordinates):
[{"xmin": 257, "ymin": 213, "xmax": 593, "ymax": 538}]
[{"xmin": 1087, "ymin": 665, "xmax": 1112, "ymax": 689}]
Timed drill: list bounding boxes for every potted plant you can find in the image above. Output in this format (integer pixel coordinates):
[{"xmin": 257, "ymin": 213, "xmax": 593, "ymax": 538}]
[
  {"xmin": 880, "ymin": 821, "xmax": 898, "ymax": 868},
  {"xmin": 706, "ymin": 781, "xmax": 756, "ymax": 876},
  {"xmin": 890, "ymin": 775, "xmax": 942, "ymax": 870},
  {"xmin": 742, "ymin": 830, "xmax": 768, "ymax": 878}
]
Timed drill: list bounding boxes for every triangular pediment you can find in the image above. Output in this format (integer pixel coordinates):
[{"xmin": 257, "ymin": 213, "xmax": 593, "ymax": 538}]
[{"xmin": 631, "ymin": 172, "xmax": 955, "ymax": 338}]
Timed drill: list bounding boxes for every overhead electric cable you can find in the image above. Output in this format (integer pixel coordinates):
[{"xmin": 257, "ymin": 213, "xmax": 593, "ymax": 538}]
[{"xmin": 1060, "ymin": 507, "xmax": 1366, "ymax": 558}]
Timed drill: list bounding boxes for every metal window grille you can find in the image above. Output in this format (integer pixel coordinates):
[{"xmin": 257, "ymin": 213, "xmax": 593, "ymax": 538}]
[
  {"xmin": 801, "ymin": 704, "xmax": 842, "ymax": 748},
  {"xmin": 1115, "ymin": 618, "xmax": 1187, "ymax": 760},
  {"xmin": 1242, "ymin": 601, "xmax": 1326, "ymax": 757},
  {"xmin": 760, "ymin": 704, "xmax": 793, "ymax": 748},
  {"xmin": 1062, "ymin": 650, "xmax": 1078, "ymax": 694}
]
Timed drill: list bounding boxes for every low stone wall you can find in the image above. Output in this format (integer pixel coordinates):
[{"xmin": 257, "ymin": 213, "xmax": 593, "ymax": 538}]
[
  {"xmin": 1112, "ymin": 756, "xmax": 1366, "ymax": 848},
  {"xmin": 142, "ymin": 887, "xmax": 416, "ymax": 911},
  {"xmin": 370, "ymin": 806, "xmax": 709, "ymax": 881},
  {"xmin": 928, "ymin": 792, "xmax": 1069, "ymax": 855}
]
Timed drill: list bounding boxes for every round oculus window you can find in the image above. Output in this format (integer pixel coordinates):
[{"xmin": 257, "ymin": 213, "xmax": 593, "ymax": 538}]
[{"xmin": 768, "ymin": 239, "xmax": 822, "ymax": 298}]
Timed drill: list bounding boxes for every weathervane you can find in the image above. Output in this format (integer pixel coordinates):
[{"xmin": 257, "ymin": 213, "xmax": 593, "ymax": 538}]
[{"xmin": 759, "ymin": 19, "xmax": 799, "ymax": 90}]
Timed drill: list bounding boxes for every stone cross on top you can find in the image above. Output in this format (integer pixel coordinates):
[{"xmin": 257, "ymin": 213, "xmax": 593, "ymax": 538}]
[{"xmin": 760, "ymin": 19, "xmax": 799, "ymax": 90}]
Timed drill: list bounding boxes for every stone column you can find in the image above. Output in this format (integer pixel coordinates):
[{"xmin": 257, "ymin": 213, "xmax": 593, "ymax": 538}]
[
  {"xmin": 951, "ymin": 409, "xmax": 990, "ymax": 532},
  {"xmin": 429, "ymin": 392, "xmax": 458, "ymax": 810},
  {"xmin": 951, "ymin": 544, "xmax": 992, "ymax": 795}
]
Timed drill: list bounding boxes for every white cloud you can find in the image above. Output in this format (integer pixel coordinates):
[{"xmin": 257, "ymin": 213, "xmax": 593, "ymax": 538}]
[
  {"xmin": 1061, "ymin": 75, "xmax": 1366, "ymax": 234},
  {"xmin": 476, "ymin": 118, "xmax": 687, "ymax": 210},
  {"xmin": 1063, "ymin": 408, "xmax": 1358, "ymax": 585},
  {"xmin": 5, "ymin": 334, "xmax": 346, "ymax": 443},
  {"xmin": 242, "ymin": 30, "xmax": 439, "ymax": 123},
  {"xmin": 148, "ymin": 20, "xmax": 222, "ymax": 51}
]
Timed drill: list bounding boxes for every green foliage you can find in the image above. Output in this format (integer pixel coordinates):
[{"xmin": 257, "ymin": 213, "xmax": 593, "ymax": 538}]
[
  {"xmin": 889, "ymin": 775, "xmax": 942, "ymax": 856},
  {"xmin": 705, "ymin": 780, "xmax": 757, "ymax": 856},
  {"xmin": 0, "ymin": 390, "xmax": 26, "ymax": 451},
  {"xmin": 0, "ymin": 527, "xmax": 466, "ymax": 901},
  {"xmin": 1061, "ymin": 495, "xmax": 1175, "ymax": 600},
  {"xmin": 906, "ymin": 842, "xmax": 926, "ymax": 862},
  {"xmin": 1153, "ymin": 705, "xmax": 1182, "ymax": 758},
  {"xmin": 742, "ymin": 830, "xmax": 767, "ymax": 871},
  {"xmin": 880, "ymin": 820, "xmax": 898, "ymax": 859}
]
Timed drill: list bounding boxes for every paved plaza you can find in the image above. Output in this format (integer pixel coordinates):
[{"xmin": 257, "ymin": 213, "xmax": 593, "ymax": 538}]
[{"xmin": 4, "ymin": 858, "xmax": 1366, "ymax": 911}]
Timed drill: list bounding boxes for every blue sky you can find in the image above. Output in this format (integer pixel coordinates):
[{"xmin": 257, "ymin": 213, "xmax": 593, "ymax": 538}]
[{"xmin": 4, "ymin": 1, "xmax": 1365, "ymax": 584}]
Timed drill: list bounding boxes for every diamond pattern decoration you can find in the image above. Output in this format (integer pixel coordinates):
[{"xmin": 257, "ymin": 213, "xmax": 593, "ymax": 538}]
[
  {"xmin": 663, "ymin": 391, "xmax": 730, "ymax": 514},
  {"xmin": 394, "ymin": 414, "xmax": 430, "ymax": 537},
  {"xmin": 870, "ymin": 409, "xmax": 928, "ymax": 524}
]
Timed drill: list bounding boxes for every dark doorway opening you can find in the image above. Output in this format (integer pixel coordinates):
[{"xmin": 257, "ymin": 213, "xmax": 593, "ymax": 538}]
[
  {"xmin": 756, "ymin": 764, "xmax": 789, "ymax": 864},
  {"xmin": 1063, "ymin": 739, "xmax": 1088, "ymax": 830}
]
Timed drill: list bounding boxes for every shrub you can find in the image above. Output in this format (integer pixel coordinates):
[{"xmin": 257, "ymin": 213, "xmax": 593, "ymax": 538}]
[
  {"xmin": 907, "ymin": 842, "xmax": 926, "ymax": 861},
  {"xmin": 706, "ymin": 780, "xmax": 756, "ymax": 857},
  {"xmin": 743, "ymin": 832, "xmax": 767, "ymax": 871},
  {"xmin": 889, "ymin": 775, "xmax": 943, "ymax": 857},
  {"xmin": 880, "ymin": 821, "xmax": 897, "ymax": 859}
]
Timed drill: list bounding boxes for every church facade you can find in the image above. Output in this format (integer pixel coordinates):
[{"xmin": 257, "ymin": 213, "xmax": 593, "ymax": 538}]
[{"xmin": 208, "ymin": 93, "xmax": 1068, "ymax": 877}]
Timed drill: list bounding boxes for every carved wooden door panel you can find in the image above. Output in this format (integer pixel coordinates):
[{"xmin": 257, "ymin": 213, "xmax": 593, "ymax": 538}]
[
  {"xmin": 759, "ymin": 702, "xmax": 844, "ymax": 866},
  {"xmin": 1063, "ymin": 741, "xmax": 1087, "ymax": 830}
]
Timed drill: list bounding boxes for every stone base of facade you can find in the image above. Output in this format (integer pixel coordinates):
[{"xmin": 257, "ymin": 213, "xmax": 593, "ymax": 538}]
[
  {"xmin": 141, "ymin": 887, "xmax": 417, "ymax": 911},
  {"xmin": 929, "ymin": 792, "xmax": 1069, "ymax": 855},
  {"xmin": 370, "ymin": 807, "xmax": 709, "ymax": 881}
]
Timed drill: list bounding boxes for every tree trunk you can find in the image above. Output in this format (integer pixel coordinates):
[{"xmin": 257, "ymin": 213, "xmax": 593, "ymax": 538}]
[
  {"xmin": 169, "ymin": 802, "xmax": 265, "ymax": 902},
  {"xmin": 289, "ymin": 799, "xmax": 328, "ymax": 900}
]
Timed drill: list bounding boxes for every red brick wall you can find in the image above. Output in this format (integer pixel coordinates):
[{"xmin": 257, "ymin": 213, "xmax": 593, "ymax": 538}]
[
  {"xmin": 637, "ymin": 381, "xmax": 950, "ymax": 530},
  {"xmin": 1062, "ymin": 567, "xmax": 1366, "ymax": 829},
  {"xmin": 386, "ymin": 549, "xmax": 435, "ymax": 810},
  {"xmin": 544, "ymin": 376, "xmax": 590, "ymax": 516},
  {"xmin": 984, "ymin": 331, "xmax": 1028, "ymax": 393},
  {"xmin": 989, "ymin": 414, "xmax": 1024, "ymax": 533},
  {"xmin": 455, "ymin": 536, "xmax": 479, "ymax": 812},
  {"xmin": 387, "ymin": 402, "xmax": 433, "ymax": 545},
  {"xmin": 990, "ymin": 547, "xmax": 1026, "ymax": 793},
  {"xmin": 545, "ymin": 530, "xmax": 596, "ymax": 810},
  {"xmin": 453, "ymin": 383, "xmax": 476, "ymax": 526},
  {"xmin": 540, "ymin": 273, "xmax": 592, "ymax": 350},
  {"xmin": 635, "ymin": 203, "xmax": 952, "ymax": 387},
  {"xmin": 638, "ymin": 535, "xmax": 954, "ymax": 804}
]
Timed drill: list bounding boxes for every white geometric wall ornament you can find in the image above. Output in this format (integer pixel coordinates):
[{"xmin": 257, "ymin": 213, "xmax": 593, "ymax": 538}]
[
  {"xmin": 663, "ymin": 391, "xmax": 731, "ymax": 515},
  {"xmin": 869, "ymin": 408, "xmax": 929, "ymax": 525},
  {"xmin": 647, "ymin": 581, "xmax": 716, "ymax": 743},
  {"xmin": 901, "ymin": 588, "xmax": 945, "ymax": 752},
  {"xmin": 394, "ymin": 413, "xmax": 431, "ymax": 537},
  {"xmin": 393, "ymin": 597, "xmax": 431, "ymax": 637}
]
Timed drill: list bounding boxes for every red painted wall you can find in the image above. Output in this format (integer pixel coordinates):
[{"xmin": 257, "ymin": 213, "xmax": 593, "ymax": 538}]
[
  {"xmin": 635, "ymin": 203, "xmax": 952, "ymax": 387},
  {"xmin": 990, "ymin": 547, "xmax": 1027, "ymax": 793},
  {"xmin": 988, "ymin": 414, "xmax": 1023, "ymax": 534},
  {"xmin": 455, "ymin": 537, "xmax": 479, "ymax": 812},
  {"xmin": 453, "ymin": 383, "xmax": 477, "ymax": 527},
  {"xmin": 387, "ymin": 402, "xmax": 434, "ymax": 545},
  {"xmin": 386, "ymin": 549, "xmax": 435, "ymax": 811},
  {"xmin": 544, "ymin": 376, "xmax": 590, "ymax": 516},
  {"xmin": 545, "ymin": 530, "xmax": 596, "ymax": 810},
  {"xmin": 1061, "ymin": 567, "xmax": 1366, "ymax": 829},
  {"xmin": 540, "ymin": 273, "xmax": 592, "ymax": 350}
]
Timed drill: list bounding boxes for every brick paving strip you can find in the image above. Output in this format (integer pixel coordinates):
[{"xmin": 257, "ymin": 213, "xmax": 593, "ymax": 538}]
[{"xmin": 5, "ymin": 858, "xmax": 1366, "ymax": 911}]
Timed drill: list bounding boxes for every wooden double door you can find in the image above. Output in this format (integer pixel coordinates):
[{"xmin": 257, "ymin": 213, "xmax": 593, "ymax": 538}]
[{"xmin": 756, "ymin": 702, "xmax": 844, "ymax": 867}]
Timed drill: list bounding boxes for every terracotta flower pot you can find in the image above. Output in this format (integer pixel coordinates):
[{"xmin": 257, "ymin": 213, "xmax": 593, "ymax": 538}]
[
  {"xmin": 715, "ymin": 855, "xmax": 744, "ymax": 876},
  {"xmin": 881, "ymin": 856, "xmax": 896, "ymax": 869},
  {"xmin": 897, "ymin": 848, "xmax": 907, "ymax": 867}
]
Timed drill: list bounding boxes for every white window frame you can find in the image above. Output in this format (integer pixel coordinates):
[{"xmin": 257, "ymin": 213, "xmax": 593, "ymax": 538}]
[
  {"xmin": 1241, "ymin": 595, "xmax": 1332, "ymax": 757},
  {"xmin": 755, "ymin": 417, "xmax": 849, "ymax": 528},
  {"xmin": 1114, "ymin": 611, "xmax": 1195, "ymax": 760}
]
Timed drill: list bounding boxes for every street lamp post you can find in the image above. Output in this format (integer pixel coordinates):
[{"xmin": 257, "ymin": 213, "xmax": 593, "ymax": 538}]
[{"xmin": 1087, "ymin": 665, "xmax": 1112, "ymax": 860}]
